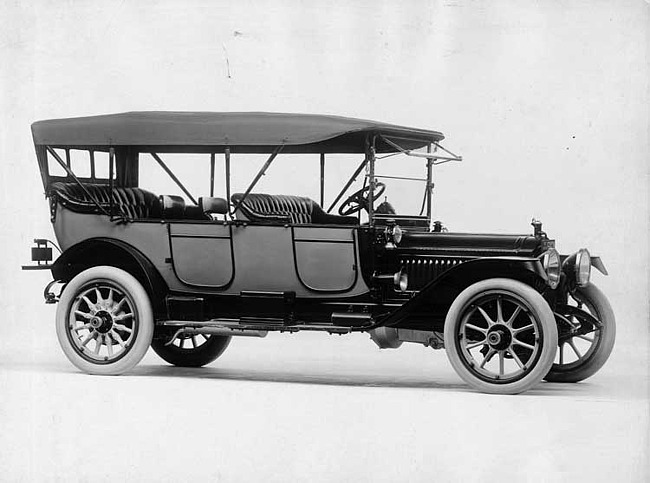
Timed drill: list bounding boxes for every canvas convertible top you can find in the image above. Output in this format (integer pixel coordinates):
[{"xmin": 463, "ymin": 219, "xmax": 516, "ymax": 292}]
[{"xmin": 31, "ymin": 112, "xmax": 445, "ymax": 153}]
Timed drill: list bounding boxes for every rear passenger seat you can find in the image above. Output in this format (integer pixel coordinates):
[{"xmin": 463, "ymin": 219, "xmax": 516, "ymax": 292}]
[
  {"xmin": 49, "ymin": 182, "xmax": 162, "ymax": 219},
  {"xmin": 50, "ymin": 182, "xmax": 213, "ymax": 221}
]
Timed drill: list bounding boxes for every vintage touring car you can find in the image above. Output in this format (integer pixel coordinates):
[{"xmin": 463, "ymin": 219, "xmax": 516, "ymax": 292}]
[{"xmin": 23, "ymin": 112, "xmax": 615, "ymax": 394}]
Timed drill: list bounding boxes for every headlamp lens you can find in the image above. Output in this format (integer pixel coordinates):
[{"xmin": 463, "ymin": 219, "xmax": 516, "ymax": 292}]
[
  {"xmin": 575, "ymin": 248, "xmax": 591, "ymax": 286},
  {"xmin": 542, "ymin": 248, "xmax": 561, "ymax": 289}
]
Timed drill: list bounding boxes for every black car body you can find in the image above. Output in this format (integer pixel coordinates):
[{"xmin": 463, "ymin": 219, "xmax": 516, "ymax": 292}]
[{"xmin": 24, "ymin": 112, "xmax": 615, "ymax": 394}]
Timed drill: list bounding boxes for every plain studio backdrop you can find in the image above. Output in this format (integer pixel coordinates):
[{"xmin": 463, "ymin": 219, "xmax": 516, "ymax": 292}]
[{"xmin": 0, "ymin": 1, "xmax": 648, "ymax": 482}]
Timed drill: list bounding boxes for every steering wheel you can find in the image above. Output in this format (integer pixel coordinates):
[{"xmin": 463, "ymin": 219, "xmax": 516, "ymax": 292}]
[{"xmin": 338, "ymin": 182, "xmax": 386, "ymax": 216}]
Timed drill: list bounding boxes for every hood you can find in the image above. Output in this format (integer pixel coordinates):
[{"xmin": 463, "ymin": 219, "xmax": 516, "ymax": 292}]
[{"xmin": 397, "ymin": 231, "xmax": 542, "ymax": 258}]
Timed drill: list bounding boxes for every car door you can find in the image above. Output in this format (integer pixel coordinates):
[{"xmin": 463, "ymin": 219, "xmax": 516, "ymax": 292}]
[
  {"xmin": 168, "ymin": 222, "xmax": 234, "ymax": 288},
  {"xmin": 292, "ymin": 226, "xmax": 358, "ymax": 292}
]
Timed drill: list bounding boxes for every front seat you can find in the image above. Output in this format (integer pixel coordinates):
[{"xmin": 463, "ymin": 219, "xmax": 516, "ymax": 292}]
[{"xmin": 231, "ymin": 193, "xmax": 357, "ymax": 225}]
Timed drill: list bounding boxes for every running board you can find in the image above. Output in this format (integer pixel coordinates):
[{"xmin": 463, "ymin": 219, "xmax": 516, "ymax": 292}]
[
  {"xmin": 160, "ymin": 318, "xmax": 283, "ymax": 328},
  {"xmin": 158, "ymin": 318, "xmax": 361, "ymax": 335}
]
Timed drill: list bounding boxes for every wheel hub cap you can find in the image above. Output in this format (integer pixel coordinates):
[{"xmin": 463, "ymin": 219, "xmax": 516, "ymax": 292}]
[
  {"xmin": 90, "ymin": 310, "xmax": 113, "ymax": 333},
  {"xmin": 487, "ymin": 324, "xmax": 512, "ymax": 351}
]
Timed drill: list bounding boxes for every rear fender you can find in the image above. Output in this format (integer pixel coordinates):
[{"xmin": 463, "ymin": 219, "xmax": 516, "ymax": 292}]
[
  {"xmin": 51, "ymin": 238, "xmax": 168, "ymax": 315},
  {"xmin": 381, "ymin": 257, "xmax": 548, "ymax": 328}
]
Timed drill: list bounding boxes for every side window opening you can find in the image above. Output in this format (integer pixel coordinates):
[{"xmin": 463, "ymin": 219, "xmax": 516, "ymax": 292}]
[
  {"xmin": 47, "ymin": 148, "xmax": 68, "ymax": 177},
  {"xmin": 93, "ymin": 151, "xmax": 113, "ymax": 180},
  {"xmin": 46, "ymin": 148, "xmax": 115, "ymax": 182},
  {"xmin": 69, "ymin": 149, "xmax": 91, "ymax": 178}
]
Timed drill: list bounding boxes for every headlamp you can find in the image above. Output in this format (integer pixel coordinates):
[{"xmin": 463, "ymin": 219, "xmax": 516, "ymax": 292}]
[
  {"xmin": 563, "ymin": 248, "xmax": 591, "ymax": 287},
  {"xmin": 541, "ymin": 248, "xmax": 561, "ymax": 289}
]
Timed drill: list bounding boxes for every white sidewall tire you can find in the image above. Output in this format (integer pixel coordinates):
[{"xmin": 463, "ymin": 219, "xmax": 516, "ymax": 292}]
[
  {"xmin": 55, "ymin": 266, "xmax": 154, "ymax": 375},
  {"xmin": 545, "ymin": 283, "xmax": 616, "ymax": 383},
  {"xmin": 444, "ymin": 278, "xmax": 558, "ymax": 395}
]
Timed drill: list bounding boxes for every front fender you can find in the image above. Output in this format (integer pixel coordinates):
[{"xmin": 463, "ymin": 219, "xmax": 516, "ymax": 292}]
[{"xmin": 379, "ymin": 257, "xmax": 548, "ymax": 328}]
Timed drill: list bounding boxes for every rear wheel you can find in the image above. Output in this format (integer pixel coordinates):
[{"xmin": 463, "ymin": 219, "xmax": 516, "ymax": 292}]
[
  {"xmin": 444, "ymin": 278, "xmax": 558, "ymax": 394},
  {"xmin": 545, "ymin": 283, "xmax": 615, "ymax": 382},
  {"xmin": 55, "ymin": 266, "xmax": 154, "ymax": 375},
  {"xmin": 152, "ymin": 334, "xmax": 231, "ymax": 367}
]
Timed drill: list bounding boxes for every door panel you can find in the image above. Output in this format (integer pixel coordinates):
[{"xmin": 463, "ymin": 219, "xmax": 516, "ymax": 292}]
[
  {"xmin": 293, "ymin": 227, "xmax": 357, "ymax": 292},
  {"xmin": 169, "ymin": 224, "xmax": 234, "ymax": 288},
  {"xmin": 230, "ymin": 224, "xmax": 297, "ymax": 292}
]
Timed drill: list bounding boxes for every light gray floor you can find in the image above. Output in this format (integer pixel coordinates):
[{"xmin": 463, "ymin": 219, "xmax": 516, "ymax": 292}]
[{"xmin": 1, "ymin": 307, "xmax": 647, "ymax": 482}]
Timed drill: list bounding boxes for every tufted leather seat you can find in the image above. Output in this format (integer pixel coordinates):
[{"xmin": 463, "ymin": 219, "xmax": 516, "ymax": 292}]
[
  {"xmin": 49, "ymin": 182, "xmax": 162, "ymax": 219},
  {"xmin": 231, "ymin": 193, "xmax": 357, "ymax": 225}
]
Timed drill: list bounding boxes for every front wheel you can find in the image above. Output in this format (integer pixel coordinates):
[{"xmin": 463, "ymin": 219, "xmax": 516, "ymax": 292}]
[
  {"xmin": 545, "ymin": 283, "xmax": 615, "ymax": 383},
  {"xmin": 55, "ymin": 266, "xmax": 154, "ymax": 375},
  {"xmin": 444, "ymin": 278, "xmax": 558, "ymax": 395}
]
